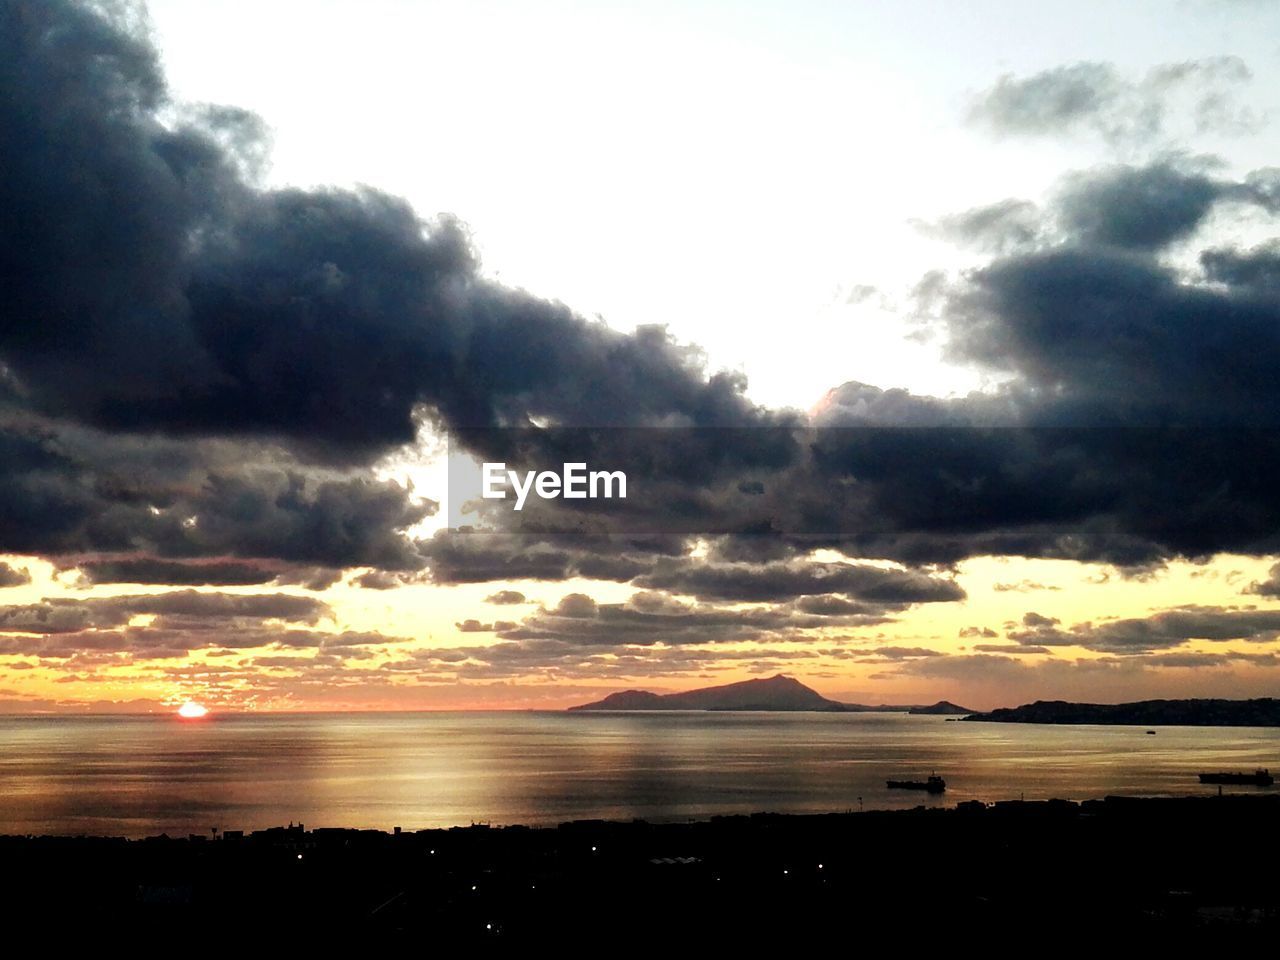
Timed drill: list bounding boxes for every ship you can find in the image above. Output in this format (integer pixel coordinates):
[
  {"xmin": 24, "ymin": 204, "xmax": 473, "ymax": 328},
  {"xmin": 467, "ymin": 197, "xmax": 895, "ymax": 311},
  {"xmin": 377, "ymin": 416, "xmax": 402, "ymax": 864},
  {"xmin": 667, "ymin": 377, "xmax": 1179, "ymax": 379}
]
[
  {"xmin": 886, "ymin": 774, "xmax": 946, "ymax": 793},
  {"xmin": 1198, "ymin": 769, "xmax": 1274, "ymax": 786}
]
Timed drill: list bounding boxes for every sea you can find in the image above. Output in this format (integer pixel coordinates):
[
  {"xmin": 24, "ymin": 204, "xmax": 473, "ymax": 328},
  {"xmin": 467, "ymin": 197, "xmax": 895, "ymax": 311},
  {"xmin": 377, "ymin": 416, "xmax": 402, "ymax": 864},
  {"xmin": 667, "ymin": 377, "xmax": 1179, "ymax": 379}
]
[{"xmin": 1, "ymin": 711, "xmax": 1277, "ymax": 837}]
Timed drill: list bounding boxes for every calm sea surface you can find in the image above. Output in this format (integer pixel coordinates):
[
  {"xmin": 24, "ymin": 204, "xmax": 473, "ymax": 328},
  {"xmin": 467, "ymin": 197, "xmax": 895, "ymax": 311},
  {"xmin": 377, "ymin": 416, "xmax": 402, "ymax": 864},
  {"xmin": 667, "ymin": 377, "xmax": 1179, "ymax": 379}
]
[{"xmin": 1, "ymin": 711, "xmax": 1277, "ymax": 837}]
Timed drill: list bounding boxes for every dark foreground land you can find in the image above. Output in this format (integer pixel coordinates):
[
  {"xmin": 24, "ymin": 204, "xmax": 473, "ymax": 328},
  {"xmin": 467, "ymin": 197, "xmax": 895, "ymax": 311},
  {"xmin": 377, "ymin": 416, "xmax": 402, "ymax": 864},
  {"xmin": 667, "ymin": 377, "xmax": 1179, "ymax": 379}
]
[{"xmin": 5, "ymin": 795, "xmax": 1279, "ymax": 944}]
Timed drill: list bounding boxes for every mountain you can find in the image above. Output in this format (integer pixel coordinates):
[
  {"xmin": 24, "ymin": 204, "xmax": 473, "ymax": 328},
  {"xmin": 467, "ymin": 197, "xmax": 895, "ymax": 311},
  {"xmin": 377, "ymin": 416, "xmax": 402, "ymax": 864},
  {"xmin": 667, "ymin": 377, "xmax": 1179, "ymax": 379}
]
[
  {"xmin": 567, "ymin": 675, "xmax": 968, "ymax": 713},
  {"xmin": 908, "ymin": 700, "xmax": 974, "ymax": 715},
  {"xmin": 568, "ymin": 675, "xmax": 850, "ymax": 712},
  {"xmin": 963, "ymin": 698, "xmax": 1280, "ymax": 727}
]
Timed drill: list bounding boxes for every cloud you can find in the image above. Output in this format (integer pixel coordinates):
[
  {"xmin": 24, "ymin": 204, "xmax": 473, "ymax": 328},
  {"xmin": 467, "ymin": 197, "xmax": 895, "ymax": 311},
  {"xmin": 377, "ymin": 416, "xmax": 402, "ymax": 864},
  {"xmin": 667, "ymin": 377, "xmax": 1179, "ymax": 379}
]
[
  {"xmin": 0, "ymin": 563, "xmax": 30, "ymax": 588},
  {"xmin": 72, "ymin": 557, "xmax": 277, "ymax": 587},
  {"xmin": 927, "ymin": 160, "xmax": 1278, "ymax": 256},
  {"xmin": 0, "ymin": 582, "xmax": 429, "ymax": 669},
  {"xmin": 393, "ymin": 636, "xmax": 832, "ymax": 683},
  {"xmin": 632, "ymin": 559, "xmax": 965, "ymax": 604},
  {"xmin": 1202, "ymin": 240, "xmax": 1280, "ymax": 291},
  {"xmin": 553, "ymin": 593, "xmax": 599, "ymax": 619},
  {"xmin": 420, "ymin": 530, "xmax": 686, "ymax": 585},
  {"xmin": 1246, "ymin": 562, "xmax": 1280, "ymax": 597},
  {"xmin": 969, "ymin": 62, "xmax": 1131, "ymax": 137},
  {"xmin": 0, "ymin": 417, "xmax": 436, "ymax": 569},
  {"xmin": 860, "ymin": 645, "xmax": 945, "ymax": 660},
  {"xmin": 972, "ymin": 643, "xmax": 1054, "ymax": 655},
  {"xmin": 0, "ymin": 589, "xmax": 375, "ymax": 661},
  {"xmin": 1076, "ymin": 606, "xmax": 1280, "ymax": 652},
  {"xmin": 1006, "ymin": 604, "xmax": 1280, "ymax": 653},
  {"xmin": 5, "ymin": 0, "xmax": 1280, "ymax": 705},
  {"xmin": 948, "ymin": 251, "xmax": 1280, "ymax": 428},
  {"xmin": 0, "ymin": 590, "xmax": 329, "ymax": 634},
  {"xmin": 271, "ymin": 566, "xmax": 344, "ymax": 591},
  {"xmin": 0, "ymin": 0, "xmax": 773, "ymax": 467},
  {"xmin": 1022, "ymin": 611, "xmax": 1060, "ymax": 628},
  {"xmin": 884, "ymin": 643, "xmax": 1280, "ymax": 707},
  {"xmin": 968, "ymin": 57, "xmax": 1259, "ymax": 143},
  {"xmin": 487, "ymin": 589, "xmax": 894, "ymax": 648},
  {"xmin": 992, "ymin": 580, "xmax": 1060, "ymax": 593},
  {"xmin": 351, "ymin": 569, "xmax": 422, "ymax": 590},
  {"xmin": 1054, "ymin": 161, "xmax": 1276, "ymax": 250},
  {"xmin": 928, "ymin": 199, "xmax": 1041, "ymax": 253}
]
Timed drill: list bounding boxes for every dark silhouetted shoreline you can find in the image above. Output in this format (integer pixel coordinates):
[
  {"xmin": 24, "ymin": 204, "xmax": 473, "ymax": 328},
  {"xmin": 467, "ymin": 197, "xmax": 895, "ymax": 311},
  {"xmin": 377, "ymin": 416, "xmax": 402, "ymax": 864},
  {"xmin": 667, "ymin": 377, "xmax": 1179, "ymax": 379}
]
[
  {"xmin": 4, "ymin": 794, "xmax": 1278, "ymax": 943},
  {"xmin": 964, "ymin": 697, "xmax": 1280, "ymax": 726}
]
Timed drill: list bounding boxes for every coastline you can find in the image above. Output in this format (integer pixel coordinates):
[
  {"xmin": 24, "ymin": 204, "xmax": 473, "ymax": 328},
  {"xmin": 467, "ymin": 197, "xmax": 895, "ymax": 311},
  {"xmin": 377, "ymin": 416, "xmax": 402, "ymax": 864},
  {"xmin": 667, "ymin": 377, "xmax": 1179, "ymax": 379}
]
[{"xmin": 5, "ymin": 794, "xmax": 1279, "ymax": 940}]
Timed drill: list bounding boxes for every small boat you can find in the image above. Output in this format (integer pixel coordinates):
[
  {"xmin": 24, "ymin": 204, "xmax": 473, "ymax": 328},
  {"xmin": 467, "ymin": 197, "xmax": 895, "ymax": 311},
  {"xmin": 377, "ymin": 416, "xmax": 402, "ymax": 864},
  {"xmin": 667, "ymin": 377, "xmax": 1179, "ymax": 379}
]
[
  {"xmin": 1145, "ymin": 730, "xmax": 1156, "ymax": 735},
  {"xmin": 886, "ymin": 774, "xmax": 946, "ymax": 793},
  {"xmin": 1198, "ymin": 769, "xmax": 1273, "ymax": 786}
]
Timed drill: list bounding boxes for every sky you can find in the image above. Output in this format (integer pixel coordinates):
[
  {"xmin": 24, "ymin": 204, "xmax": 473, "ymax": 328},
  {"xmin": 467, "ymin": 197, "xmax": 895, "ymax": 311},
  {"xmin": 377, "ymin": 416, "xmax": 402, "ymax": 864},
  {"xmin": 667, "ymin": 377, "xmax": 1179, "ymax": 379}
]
[{"xmin": 3, "ymin": 0, "xmax": 1280, "ymax": 712}]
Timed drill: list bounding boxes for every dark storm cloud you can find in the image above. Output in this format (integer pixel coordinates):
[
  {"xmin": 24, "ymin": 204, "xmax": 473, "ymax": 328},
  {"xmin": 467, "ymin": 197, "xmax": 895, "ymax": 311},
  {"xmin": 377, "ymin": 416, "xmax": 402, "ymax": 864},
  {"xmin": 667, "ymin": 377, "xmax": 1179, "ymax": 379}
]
[
  {"xmin": 632, "ymin": 560, "xmax": 965, "ymax": 604},
  {"xmin": 1055, "ymin": 162, "xmax": 1277, "ymax": 250},
  {"xmin": 968, "ymin": 57, "xmax": 1257, "ymax": 142},
  {"xmin": 71, "ymin": 556, "xmax": 347, "ymax": 590},
  {"xmin": 948, "ymin": 250, "xmax": 1280, "ymax": 426},
  {"xmin": 1005, "ymin": 605, "xmax": 1280, "ymax": 654},
  {"xmin": 1202, "ymin": 240, "xmax": 1280, "ymax": 290},
  {"xmin": 793, "ymin": 595, "xmax": 884, "ymax": 617},
  {"xmin": 0, "ymin": 413, "xmax": 435, "ymax": 569},
  {"xmin": 0, "ymin": 563, "xmax": 31, "ymax": 588},
  {"xmin": 1081, "ymin": 607, "xmax": 1280, "ymax": 652},
  {"xmin": 781, "ymin": 158, "xmax": 1280, "ymax": 566},
  {"xmin": 484, "ymin": 589, "xmax": 894, "ymax": 648},
  {"xmin": 1057, "ymin": 163, "xmax": 1223, "ymax": 249},
  {"xmin": 351, "ymin": 570, "xmax": 406, "ymax": 590},
  {"xmin": 0, "ymin": 0, "xmax": 774, "ymax": 465},
  {"xmin": 74, "ymin": 557, "xmax": 276, "ymax": 586},
  {"xmin": 420, "ymin": 531, "xmax": 689, "ymax": 585},
  {"xmin": 927, "ymin": 161, "xmax": 1278, "ymax": 257},
  {"xmin": 6, "ymin": 0, "xmax": 1280, "ymax": 609},
  {"xmin": 0, "ymin": 590, "xmax": 330, "ymax": 634}
]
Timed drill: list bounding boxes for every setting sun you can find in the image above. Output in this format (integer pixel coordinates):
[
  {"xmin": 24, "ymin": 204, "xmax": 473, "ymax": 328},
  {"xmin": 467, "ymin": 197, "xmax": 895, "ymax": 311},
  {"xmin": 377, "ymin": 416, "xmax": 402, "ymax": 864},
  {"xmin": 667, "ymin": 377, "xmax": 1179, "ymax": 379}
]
[{"xmin": 177, "ymin": 701, "xmax": 209, "ymax": 719}]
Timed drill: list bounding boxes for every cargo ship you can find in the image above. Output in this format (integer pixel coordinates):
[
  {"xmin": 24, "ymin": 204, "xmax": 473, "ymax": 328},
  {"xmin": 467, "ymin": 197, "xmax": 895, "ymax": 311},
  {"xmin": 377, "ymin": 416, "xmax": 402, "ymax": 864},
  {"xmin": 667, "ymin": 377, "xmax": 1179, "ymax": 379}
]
[
  {"xmin": 886, "ymin": 774, "xmax": 946, "ymax": 793},
  {"xmin": 1198, "ymin": 769, "xmax": 1273, "ymax": 786}
]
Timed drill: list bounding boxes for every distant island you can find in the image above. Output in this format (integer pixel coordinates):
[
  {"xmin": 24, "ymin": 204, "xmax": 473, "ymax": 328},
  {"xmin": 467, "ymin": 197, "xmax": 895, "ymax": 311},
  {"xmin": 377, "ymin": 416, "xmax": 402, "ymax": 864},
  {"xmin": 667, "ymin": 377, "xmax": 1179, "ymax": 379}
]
[
  {"xmin": 567, "ymin": 675, "xmax": 972, "ymax": 714},
  {"xmin": 964, "ymin": 698, "xmax": 1280, "ymax": 727}
]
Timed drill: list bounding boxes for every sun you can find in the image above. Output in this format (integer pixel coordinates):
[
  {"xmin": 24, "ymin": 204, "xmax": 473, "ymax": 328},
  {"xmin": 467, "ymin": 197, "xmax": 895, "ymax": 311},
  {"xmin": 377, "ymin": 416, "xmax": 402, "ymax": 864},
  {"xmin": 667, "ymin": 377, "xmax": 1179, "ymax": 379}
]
[{"xmin": 177, "ymin": 701, "xmax": 209, "ymax": 719}]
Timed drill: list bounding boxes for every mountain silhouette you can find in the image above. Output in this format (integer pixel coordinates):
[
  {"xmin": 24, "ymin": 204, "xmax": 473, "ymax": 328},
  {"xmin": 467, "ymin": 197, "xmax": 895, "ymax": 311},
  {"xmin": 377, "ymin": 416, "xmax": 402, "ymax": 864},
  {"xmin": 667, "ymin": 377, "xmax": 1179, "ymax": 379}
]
[
  {"xmin": 568, "ymin": 674, "xmax": 845, "ymax": 712},
  {"xmin": 908, "ymin": 700, "xmax": 973, "ymax": 715},
  {"xmin": 567, "ymin": 675, "xmax": 971, "ymax": 713}
]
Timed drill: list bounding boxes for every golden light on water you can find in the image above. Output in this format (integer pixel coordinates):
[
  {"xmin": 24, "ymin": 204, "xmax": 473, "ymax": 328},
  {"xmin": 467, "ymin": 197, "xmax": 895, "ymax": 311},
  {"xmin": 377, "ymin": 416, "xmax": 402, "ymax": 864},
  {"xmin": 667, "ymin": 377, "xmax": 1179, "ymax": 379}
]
[{"xmin": 177, "ymin": 701, "xmax": 209, "ymax": 719}]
